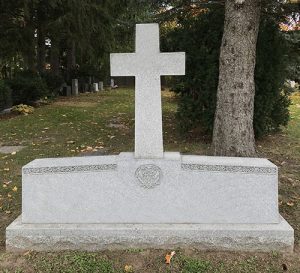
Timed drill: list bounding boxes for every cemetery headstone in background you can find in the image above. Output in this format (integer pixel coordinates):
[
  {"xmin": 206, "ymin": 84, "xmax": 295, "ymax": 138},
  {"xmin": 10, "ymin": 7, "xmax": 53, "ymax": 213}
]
[
  {"xmin": 6, "ymin": 24, "xmax": 294, "ymax": 252},
  {"xmin": 93, "ymin": 83, "xmax": 99, "ymax": 92},
  {"xmin": 99, "ymin": 81, "xmax": 104, "ymax": 91},
  {"xmin": 72, "ymin": 79, "xmax": 79, "ymax": 96}
]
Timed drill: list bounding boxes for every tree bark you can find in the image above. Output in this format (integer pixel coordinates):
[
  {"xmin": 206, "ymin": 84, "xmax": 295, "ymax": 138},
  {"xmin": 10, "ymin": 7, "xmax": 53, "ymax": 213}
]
[{"xmin": 212, "ymin": 0, "xmax": 261, "ymax": 157}]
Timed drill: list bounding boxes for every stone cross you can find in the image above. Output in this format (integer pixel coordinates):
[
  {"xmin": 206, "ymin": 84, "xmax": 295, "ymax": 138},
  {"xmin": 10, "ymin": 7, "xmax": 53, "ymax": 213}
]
[{"xmin": 111, "ymin": 24, "xmax": 185, "ymax": 158}]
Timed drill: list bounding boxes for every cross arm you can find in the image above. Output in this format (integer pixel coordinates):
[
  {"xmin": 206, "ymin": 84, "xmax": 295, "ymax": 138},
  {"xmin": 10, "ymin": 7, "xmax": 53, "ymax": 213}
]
[
  {"xmin": 158, "ymin": 52, "xmax": 186, "ymax": 75},
  {"xmin": 110, "ymin": 53, "xmax": 137, "ymax": 76}
]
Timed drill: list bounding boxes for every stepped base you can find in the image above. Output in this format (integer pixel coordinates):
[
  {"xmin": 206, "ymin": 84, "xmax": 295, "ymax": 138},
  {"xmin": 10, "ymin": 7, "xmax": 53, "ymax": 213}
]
[{"xmin": 6, "ymin": 215, "xmax": 294, "ymax": 252}]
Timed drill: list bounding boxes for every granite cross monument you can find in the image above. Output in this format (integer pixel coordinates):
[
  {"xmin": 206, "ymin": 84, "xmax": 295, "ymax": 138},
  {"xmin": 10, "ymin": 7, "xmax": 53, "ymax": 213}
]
[
  {"xmin": 111, "ymin": 24, "xmax": 185, "ymax": 158},
  {"xmin": 6, "ymin": 23, "xmax": 294, "ymax": 252}
]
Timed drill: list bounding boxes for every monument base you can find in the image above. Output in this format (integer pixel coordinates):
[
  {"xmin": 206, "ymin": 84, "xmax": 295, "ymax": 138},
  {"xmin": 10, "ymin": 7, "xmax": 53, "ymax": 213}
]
[{"xmin": 7, "ymin": 215, "xmax": 293, "ymax": 253}]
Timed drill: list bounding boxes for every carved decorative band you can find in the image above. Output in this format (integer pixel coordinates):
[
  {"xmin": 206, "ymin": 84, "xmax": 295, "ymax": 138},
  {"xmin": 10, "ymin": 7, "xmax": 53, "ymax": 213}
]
[
  {"xmin": 181, "ymin": 164, "xmax": 277, "ymax": 175},
  {"xmin": 135, "ymin": 164, "xmax": 162, "ymax": 189},
  {"xmin": 23, "ymin": 164, "xmax": 117, "ymax": 175}
]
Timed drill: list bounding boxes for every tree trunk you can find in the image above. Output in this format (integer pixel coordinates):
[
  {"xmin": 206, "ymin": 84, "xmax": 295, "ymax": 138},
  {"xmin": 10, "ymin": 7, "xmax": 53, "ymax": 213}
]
[{"xmin": 212, "ymin": 0, "xmax": 261, "ymax": 157}]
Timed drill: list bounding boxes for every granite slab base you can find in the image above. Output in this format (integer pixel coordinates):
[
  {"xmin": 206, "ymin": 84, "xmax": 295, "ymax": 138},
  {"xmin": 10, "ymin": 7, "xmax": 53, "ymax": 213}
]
[
  {"xmin": 21, "ymin": 152, "xmax": 280, "ymax": 224},
  {"xmin": 6, "ymin": 215, "xmax": 294, "ymax": 253}
]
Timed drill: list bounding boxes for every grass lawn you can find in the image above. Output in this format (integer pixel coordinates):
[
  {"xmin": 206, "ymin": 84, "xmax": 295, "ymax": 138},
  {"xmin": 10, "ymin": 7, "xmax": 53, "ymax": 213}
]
[{"xmin": 0, "ymin": 89, "xmax": 299, "ymax": 272}]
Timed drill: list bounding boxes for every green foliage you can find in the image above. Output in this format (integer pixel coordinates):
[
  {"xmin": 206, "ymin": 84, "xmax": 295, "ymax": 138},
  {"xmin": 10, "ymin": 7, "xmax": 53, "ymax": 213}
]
[
  {"xmin": 254, "ymin": 18, "xmax": 292, "ymax": 137},
  {"xmin": 29, "ymin": 253, "xmax": 115, "ymax": 273},
  {"xmin": 180, "ymin": 257, "xmax": 211, "ymax": 273},
  {"xmin": 165, "ymin": 6, "xmax": 292, "ymax": 138},
  {"xmin": 0, "ymin": 80, "xmax": 12, "ymax": 111},
  {"xmin": 8, "ymin": 71, "xmax": 49, "ymax": 105},
  {"xmin": 41, "ymin": 72, "xmax": 64, "ymax": 96},
  {"xmin": 162, "ymin": 7, "xmax": 224, "ymax": 135}
]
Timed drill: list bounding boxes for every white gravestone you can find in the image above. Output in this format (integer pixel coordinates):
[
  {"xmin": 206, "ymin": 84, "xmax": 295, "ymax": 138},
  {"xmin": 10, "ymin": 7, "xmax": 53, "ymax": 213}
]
[
  {"xmin": 6, "ymin": 24, "xmax": 294, "ymax": 252},
  {"xmin": 93, "ymin": 83, "xmax": 99, "ymax": 92},
  {"xmin": 111, "ymin": 24, "xmax": 185, "ymax": 158},
  {"xmin": 110, "ymin": 78, "xmax": 114, "ymax": 88},
  {"xmin": 72, "ymin": 79, "xmax": 79, "ymax": 96}
]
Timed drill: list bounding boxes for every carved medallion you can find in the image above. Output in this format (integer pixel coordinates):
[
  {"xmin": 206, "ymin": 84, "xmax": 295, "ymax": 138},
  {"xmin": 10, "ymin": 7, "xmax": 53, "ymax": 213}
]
[{"xmin": 135, "ymin": 164, "xmax": 162, "ymax": 189}]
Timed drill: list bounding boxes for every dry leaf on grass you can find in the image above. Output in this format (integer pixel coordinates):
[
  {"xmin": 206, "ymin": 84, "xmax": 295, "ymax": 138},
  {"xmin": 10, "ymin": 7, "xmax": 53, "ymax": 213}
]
[
  {"xmin": 286, "ymin": 201, "xmax": 294, "ymax": 207},
  {"xmin": 124, "ymin": 265, "xmax": 134, "ymax": 272},
  {"xmin": 165, "ymin": 251, "xmax": 176, "ymax": 264}
]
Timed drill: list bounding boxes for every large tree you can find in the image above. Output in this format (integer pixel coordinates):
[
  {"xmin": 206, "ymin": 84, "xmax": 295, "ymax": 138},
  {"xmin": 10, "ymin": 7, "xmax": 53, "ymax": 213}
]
[{"xmin": 212, "ymin": 0, "xmax": 261, "ymax": 157}]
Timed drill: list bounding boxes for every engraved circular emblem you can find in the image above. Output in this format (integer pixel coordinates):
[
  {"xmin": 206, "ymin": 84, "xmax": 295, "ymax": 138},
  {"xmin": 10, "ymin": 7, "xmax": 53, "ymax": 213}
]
[{"xmin": 135, "ymin": 164, "xmax": 162, "ymax": 189}]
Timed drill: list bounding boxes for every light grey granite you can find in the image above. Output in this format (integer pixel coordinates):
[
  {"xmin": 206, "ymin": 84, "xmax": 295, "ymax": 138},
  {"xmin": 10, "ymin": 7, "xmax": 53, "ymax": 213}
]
[
  {"xmin": 110, "ymin": 24, "xmax": 185, "ymax": 158},
  {"xmin": 93, "ymin": 83, "xmax": 99, "ymax": 92},
  {"xmin": 6, "ymin": 23, "xmax": 294, "ymax": 252},
  {"xmin": 72, "ymin": 79, "xmax": 79, "ymax": 96},
  {"xmin": 22, "ymin": 153, "xmax": 280, "ymax": 224},
  {"xmin": 0, "ymin": 146, "xmax": 26, "ymax": 154},
  {"xmin": 6, "ymin": 215, "xmax": 294, "ymax": 252}
]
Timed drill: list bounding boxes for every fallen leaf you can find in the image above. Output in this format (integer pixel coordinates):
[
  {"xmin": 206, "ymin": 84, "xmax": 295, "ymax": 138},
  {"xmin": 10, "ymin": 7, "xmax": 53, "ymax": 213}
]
[
  {"xmin": 4, "ymin": 168, "xmax": 10, "ymax": 171},
  {"xmin": 287, "ymin": 201, "xmax": 294, "ymax": 207},
  {"xmin": 7, "ymin": 193, "xmax": 12, "ymax": 198},
  {"xmin": 165, "ymin": 251, "xmax": 176, "ymax": 264},
  {"xmin": 12, "ymin": 186, "xmax": 18, "ymax": 192},
  {"xmin": 124, "ymin": 265, "xmax": 133, "ymax": 272},
  {"xmin": 23, "ymin": 250, "xmax": 32, "ymax": 256},
  {"xmin": 11, "ymin": 151, "xmax": 16, "ymax": 155}
]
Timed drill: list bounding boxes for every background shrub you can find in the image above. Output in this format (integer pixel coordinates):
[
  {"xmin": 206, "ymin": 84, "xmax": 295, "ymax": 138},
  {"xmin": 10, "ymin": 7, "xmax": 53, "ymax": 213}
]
[
  {"xmin": 162, "ymin": 6, "xmax": 223, "ymax": 135},
  {"xmin": 8, "ymin": 70, "xmax": 49, "ymax": 105},
  {"xmin": 0, "ymin": 80, "xmax": 12, "ymax": 111},
  {"xmin": 254, "ymin": 19, "xmax": 292, "ymax": 137},
  {"xmin": 41, "ymin": 72, "xmax": 64, "ymax": 97}
]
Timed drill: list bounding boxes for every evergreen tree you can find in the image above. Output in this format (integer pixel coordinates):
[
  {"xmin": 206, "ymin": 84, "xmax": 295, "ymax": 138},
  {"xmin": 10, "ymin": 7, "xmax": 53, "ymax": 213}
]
[{"xmin": 163, "ymin": 3, "xmax": 293, "ymax": 139}]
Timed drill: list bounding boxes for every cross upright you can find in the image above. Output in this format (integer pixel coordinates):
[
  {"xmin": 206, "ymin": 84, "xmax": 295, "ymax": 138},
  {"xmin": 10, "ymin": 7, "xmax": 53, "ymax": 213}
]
[{"xmin": 110, "ymin": 24, "xmax": 185, "ymax": 158}]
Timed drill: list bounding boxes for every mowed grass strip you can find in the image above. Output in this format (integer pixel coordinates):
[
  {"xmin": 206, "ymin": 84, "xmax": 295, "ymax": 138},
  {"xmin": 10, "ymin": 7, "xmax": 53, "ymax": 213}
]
[{"xmin": 0, "ymin": 89, "xmax": 299, "ymax": 272}]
